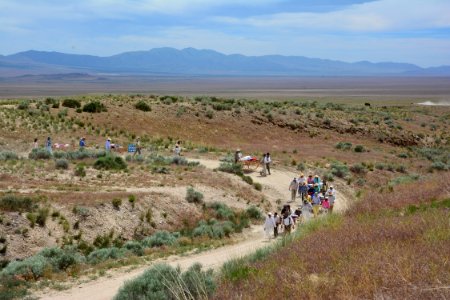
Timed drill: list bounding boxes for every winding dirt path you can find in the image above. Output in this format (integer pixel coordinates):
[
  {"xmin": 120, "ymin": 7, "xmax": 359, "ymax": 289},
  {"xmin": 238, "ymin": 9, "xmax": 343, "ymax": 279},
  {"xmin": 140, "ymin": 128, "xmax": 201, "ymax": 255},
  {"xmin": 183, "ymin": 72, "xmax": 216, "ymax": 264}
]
[{"xmin": 35, "ymin": 158, "xmax": 353, "ymax": 300}]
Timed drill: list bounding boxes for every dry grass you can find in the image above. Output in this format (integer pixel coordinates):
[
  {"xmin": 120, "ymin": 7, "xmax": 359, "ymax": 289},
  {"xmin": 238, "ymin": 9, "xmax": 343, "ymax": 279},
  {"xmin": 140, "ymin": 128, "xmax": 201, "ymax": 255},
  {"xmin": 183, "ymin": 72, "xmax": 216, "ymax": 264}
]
[{"xmin": 214, "ymin": 175, "xmax": 450, "ymax": 299}]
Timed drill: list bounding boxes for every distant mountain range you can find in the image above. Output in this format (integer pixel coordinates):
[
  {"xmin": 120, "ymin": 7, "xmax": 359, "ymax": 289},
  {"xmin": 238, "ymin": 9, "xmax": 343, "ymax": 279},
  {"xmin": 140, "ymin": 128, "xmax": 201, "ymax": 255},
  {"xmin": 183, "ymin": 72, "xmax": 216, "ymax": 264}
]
[{"xmin": 0, "ymin": 47, "xmax": 449, "ymax": 77}]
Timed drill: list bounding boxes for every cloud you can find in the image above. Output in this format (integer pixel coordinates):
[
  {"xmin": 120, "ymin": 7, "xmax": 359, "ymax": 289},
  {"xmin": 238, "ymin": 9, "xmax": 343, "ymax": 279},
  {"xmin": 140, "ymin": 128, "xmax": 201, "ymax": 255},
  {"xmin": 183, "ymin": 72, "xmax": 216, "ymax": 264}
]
[{"xmin": 214, "ymin": 0, "xmax": 450, "ymax": 32}]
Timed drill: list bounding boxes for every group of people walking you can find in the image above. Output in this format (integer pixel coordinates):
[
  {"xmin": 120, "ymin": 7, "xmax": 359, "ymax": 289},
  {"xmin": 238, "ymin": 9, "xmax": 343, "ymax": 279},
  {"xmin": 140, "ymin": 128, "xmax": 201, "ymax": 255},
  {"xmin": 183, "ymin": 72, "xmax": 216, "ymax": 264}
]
[{"xmin": 264, "ymin": 173, "xmax": 337, "ymax": 239}]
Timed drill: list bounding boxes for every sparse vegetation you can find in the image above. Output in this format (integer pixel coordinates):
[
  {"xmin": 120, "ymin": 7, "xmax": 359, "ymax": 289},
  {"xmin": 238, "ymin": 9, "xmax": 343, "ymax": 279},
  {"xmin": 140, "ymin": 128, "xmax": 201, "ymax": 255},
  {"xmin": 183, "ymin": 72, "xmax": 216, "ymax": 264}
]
[{"xmin": 186, "ymin": 187, "xmax": 204, "ymax": 204}]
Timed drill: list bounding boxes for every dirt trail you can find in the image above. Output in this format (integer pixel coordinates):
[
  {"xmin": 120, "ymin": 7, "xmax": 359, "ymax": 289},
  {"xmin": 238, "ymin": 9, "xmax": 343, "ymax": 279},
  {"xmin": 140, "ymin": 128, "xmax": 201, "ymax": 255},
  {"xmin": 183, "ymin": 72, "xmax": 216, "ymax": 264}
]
[{"xmin": 36, "ymin": 158, "xmax": 353, "ymax": 300}]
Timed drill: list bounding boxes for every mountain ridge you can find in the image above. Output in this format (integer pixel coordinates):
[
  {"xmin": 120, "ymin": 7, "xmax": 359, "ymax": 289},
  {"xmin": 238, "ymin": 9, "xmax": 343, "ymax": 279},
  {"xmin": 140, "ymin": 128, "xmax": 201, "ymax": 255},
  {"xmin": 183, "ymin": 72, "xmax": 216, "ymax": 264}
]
[{"xmin": 1, "ymin": 47, "xmax": 448, "ymax": 77}]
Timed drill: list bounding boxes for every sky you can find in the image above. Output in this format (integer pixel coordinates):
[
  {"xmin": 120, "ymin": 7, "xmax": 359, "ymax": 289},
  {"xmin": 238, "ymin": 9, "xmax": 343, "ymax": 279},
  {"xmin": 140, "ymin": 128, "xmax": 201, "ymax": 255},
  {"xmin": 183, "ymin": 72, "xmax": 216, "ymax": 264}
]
[{"xmin": 1, "ymin": 0, "xmax": 449, "ymax": 67}]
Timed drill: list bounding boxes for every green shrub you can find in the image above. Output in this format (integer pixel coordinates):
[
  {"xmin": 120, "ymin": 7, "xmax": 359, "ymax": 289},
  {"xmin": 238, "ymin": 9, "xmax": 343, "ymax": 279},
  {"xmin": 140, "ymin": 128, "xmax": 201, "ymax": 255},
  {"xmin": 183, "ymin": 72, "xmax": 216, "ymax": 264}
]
[
  {"xmin": 205, "ymin": 110, "xmax": 214, "ymax": 119},
  {"xmin": 335, "ymin": 142, "xmax": 352, "ymax": 150},
  {"xmin": 114, "ymin": 264, "xmax": 179, "ymax": 300},
  {"xmin": 186, "ymin": 187, "xmax": 204, "ymax": 204},
  {"xmin": 349, "ymin": 163, "xmax": 367, "ymax": 174},
  {"xmin": 181, "ymin": 263, "xmax": 216, "ymax": 299},
  {"xmin": 128, "ymin": 195, "xmax": 136, "ymax": 207},
  {"xmin": 354, "ymin": 145, "xmax": 366, "ymax": 153},
  {"xmin": 28, "ymin": 148, "xmax": 52, "ymax": 160},
  {"xmin": 36, "ymin": 208, "xmax": 49, "ymax": 227},
  {"xmin": 82, "ymin": 101, "xmax": 107, "ymax": 113},
  {"xmin": 26, "ymin": 213, "xmax": 37, "ymax": 228},
  {"xmin": 296, "ymin": 162, "xmax": 306, "ymax": 171},
  {"xmin": 395, "ymin": 165, "xmax": 407, "ymax": 173},
  {"xmin": 430, "ymin": 161, "xmax": 448, "ymax": 171},
  {"xmin": 253, "ymin": 182, "xmax": 263, "ymax": 191},
  {"xmin": 55, "ymin": 159, "xmax": 69, "ymax": 170},
  {"xmin": 241, "ymin": 175, "xmax": 253, "ymax": 185},
  {"xmin": 218, "ymin": 162, "xmax": 243, "ymax": 176},
  {"xmin": 245, "ymin": 206, "xmax": 262, "ymax": 220},
  {"xmin": 0, "ymin": 195, "xmax": 35, "ymax": 212},
  {"xmin": 17, "ymin": 101, "xmax": 29, "ymax": 110},
  {"xmin": 62, "ymin": 99, "xmax": 81, "ymax": 108},
  {"xmin": 72, "ymin": 206, "xmax": 90, "ymax": 218},
  {"xmin": 94, "ymin": 155, "xmax": 127, "ymax": 170},
  {"xmin": 331, "ymin": 162, "xmax": 349, "ymax": 178},
  {"xmin": 209, "ymin": 202, "xmax": 235, "ymax": 220},
  {"xmin": 323, "ymin": 172, "xmax": 334, "ymax": 182},
  {"xmin": 74, "ymin": 164, "xmax": 86, "ymax": 177},
  {"xmin": 141, "ymin": 231, "xmax": 179, "ymax": 248},
  {"xmin": 112, "ymin": 198, "xmax": 122, "ymax": 209},
  {"xmin": 123, "ymin": 241, "xmax": 144, "ymax": 256},
  {"xmin": 38, "ymin": 247, "xmax": 85, "ymax": 271},
  {"xmin": 0, "ymin": 151, "xmax": 19, "ymax": 161},
  {"xmin": 135, "ymin": 101, "xmax": 151, "ymax": 112},
  {"xmin": 87, "ymin": 247, "xmax": 127, "ymax": 265},
  {"xmin": 0, "ymin": 255, "xmax": 49, "ymax": 280}
]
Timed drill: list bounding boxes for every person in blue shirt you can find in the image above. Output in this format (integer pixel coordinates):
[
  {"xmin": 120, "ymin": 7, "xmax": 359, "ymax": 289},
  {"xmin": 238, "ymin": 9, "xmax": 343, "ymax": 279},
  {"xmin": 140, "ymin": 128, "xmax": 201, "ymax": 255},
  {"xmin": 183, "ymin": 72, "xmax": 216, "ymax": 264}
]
[
  {"xmin": 79, "ymin": 137, "xmax": 86, "ymax": 149},
  {"xmin": 105, "ymin": 138, "xmax": 111, "ymax": 152}
]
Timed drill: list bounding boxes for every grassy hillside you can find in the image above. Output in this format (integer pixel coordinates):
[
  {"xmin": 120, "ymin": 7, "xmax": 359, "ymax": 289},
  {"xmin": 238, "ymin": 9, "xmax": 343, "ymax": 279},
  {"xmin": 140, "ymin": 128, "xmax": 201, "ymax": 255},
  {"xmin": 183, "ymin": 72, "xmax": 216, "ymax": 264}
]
[
  {"xmin": 0, "ymin": 94, "xmax": 448, "ymax": 299},
  {"xmin": 215, "ymin": 174, "xmax": 449, "ymax": 299}
]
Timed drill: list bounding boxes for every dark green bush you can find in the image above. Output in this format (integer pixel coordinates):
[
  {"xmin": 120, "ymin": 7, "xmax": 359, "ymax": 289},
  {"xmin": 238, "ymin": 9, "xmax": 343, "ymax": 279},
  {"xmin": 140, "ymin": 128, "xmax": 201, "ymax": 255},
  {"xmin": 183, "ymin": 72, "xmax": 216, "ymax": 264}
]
[
  {"xmin": 112, "ymin": 198, "xmax": 122, "ymax": 209},
  {"xmin": 94, "ymin": 155, "xmax": 127, "ymax": 170},
  {"xmin": 135, "ymin": 101, "xmax": 151, "ymax": 112},
  {"xmin": 186, "ymin": 187, "xmax": 204, "ymax": 204},
  {"xmin": 354, "ymin": 145, "xmax": 366, "ymax": 153},
  {"xmin": 62, "ymin": 99, "xmax": 81, "ymax": 108},
  {"xmin": 82, "ymin": 101, "xmax": 107, "ymax": 113}
]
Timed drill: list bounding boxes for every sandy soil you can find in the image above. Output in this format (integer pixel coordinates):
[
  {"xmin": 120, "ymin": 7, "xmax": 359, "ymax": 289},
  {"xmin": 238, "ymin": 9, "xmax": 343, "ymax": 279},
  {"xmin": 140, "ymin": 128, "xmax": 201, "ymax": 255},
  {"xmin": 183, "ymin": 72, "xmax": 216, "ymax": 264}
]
[{"xmin": 35, "ymin": 158, "xmax": 353, "ymax": 300}]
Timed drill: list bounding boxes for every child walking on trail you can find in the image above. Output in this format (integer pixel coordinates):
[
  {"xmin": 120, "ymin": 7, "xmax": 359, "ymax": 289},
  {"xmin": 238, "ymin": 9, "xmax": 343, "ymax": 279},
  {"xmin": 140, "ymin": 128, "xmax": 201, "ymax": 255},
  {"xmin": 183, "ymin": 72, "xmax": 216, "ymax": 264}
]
[{"xmin": 273, "ymin": 212, "xmax": 280, "ymax": 237}]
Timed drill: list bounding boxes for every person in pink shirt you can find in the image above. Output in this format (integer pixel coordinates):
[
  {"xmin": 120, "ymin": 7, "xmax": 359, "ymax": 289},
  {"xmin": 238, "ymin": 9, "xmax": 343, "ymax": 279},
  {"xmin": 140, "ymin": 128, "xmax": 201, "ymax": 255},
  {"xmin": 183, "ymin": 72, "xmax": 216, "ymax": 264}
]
[{"xmin": 322, "ymin": 197, "xmax": 330, "ymax": 212}]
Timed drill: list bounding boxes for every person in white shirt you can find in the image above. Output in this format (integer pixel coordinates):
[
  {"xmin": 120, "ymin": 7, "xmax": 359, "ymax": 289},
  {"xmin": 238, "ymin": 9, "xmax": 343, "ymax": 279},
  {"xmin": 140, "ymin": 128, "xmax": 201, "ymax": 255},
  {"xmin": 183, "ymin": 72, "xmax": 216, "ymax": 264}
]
[
  {"xmin": 264, "ymin": 152, "xmax": 272, "ymax": 175},
  {"xmin": 326, "ymin": 186, "xmax": 336, "ymax": 213},
  {"xmin": 264, "ymin": 212, "xmax": 276, "ymax": 239}
]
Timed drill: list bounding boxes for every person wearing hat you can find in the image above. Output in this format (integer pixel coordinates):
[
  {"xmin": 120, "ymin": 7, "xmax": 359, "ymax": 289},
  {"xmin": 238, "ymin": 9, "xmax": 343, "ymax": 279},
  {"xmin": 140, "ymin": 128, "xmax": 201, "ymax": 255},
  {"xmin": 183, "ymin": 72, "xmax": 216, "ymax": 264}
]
[
  {"xmin": 298, "ymin": 181, "xmax": 308, "ymax": 202},
  {"xmin": 326, "ymin": 186, "xmax": 336, "ymax": 213},
  {"xmin": 289, "ymin": 177, "xmax": 299, "ymax": 202},
  {"xmin": 79, "ymin": 137, "xmax": 86, "ymax": 150},
  {"xmin": 234, "ymin": 149, "xmax": 242, "ymax": 163},
  {"xmin": 264, "ymin": 212, "xmax": 276, "ymax": 239},
  {"xmin": 307, "ymin": 174, "xmax": 314, "ymax": 185},
  {"xmin": 105, "ymin": 138, "xmax": 111, "ymax": 152}
]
